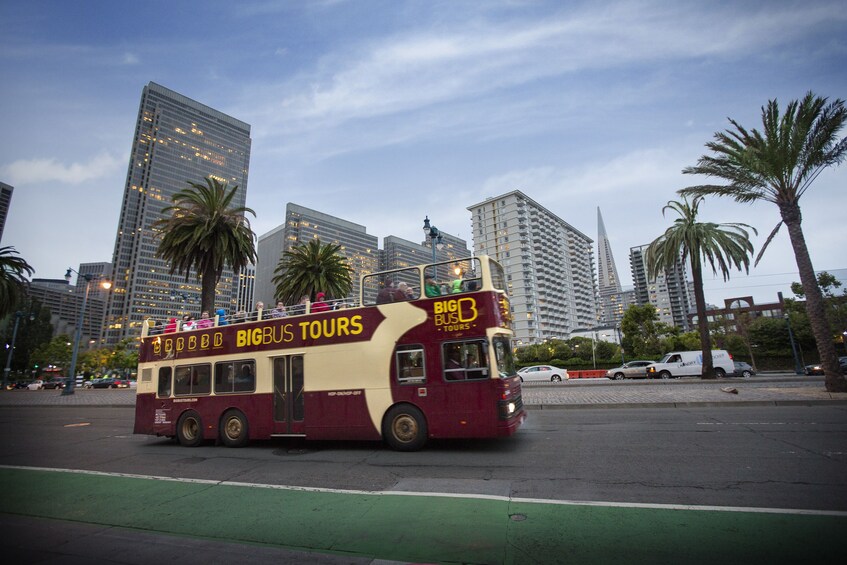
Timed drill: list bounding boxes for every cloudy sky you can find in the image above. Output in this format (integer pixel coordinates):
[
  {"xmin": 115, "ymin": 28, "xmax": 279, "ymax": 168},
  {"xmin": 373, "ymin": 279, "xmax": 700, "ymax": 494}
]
[{"xmin": 2, "ymin": 0, "xmax": 845, "ymax": 306}]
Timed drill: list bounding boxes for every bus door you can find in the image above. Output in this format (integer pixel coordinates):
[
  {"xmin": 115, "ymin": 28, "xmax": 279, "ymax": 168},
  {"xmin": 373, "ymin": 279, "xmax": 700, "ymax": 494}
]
[{"xmin": 272, "ymin": 355, "xmax": 305, "ymax": 435}]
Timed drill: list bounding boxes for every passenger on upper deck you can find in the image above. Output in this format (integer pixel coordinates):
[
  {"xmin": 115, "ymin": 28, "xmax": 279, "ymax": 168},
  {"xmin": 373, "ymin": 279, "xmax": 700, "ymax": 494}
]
[
  {"xmin": 290, "ymin": 295, "xmax": 310, "ymax": 315},
  {"xmin": 165, "ymin": 317, "xmax": 178, "ymax": 333},
  {"xmin": 196, "ymin": 311, "xmax": 213, "ymax": 329},
  {"xmin": 376, "ymin": 280, "xmax": 394, "ymax": 304},
  {"xmin": 424, "ymin": 277, "xmax": 441, "ymax": 297},
  {"xmin": 270, "ymin": 301, "xmax": 287, "ymax": 318},
  {"xmin": 311, "ymin": 292, "xmax": 330, "ymax": 313},
  {"xmin": 216, "ymin": 308, "xmax": 228, "ymax": 326}
]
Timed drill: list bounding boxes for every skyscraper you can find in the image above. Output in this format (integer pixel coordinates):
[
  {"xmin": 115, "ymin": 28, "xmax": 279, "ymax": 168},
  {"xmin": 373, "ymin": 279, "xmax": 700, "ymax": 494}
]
[
  {"xmin": 468, "ymin": 190, "xmax": 597, "ymax": 345},
  {"xmin": 0, "ymin": 182, "xmax": 12, "ymax": 243},
  {"xmin": 254, "ymin": 203, "xmax": 380, "ymax": 305},
  {"xmin": 596, "ymin": 207, "xmax": 634, "ymax": 326},
  {"xmin": 104, "ymin": 82, "xmax": 251, "ymax": 344}
]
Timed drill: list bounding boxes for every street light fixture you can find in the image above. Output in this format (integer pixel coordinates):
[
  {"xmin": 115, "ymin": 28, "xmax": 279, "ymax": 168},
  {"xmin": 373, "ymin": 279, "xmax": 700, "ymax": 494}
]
[
  {"xmin": 783, "ymin": 312, "xmax": 804, "ymax": 375},
  {"xmin": 422, "ymin": 216, "xmax": 444, "ymax": 265},
  {"xmin": 62, "ymin": 268, "xmax": 112, "ymax": 395},
  {"xmin": 3, "ymin": 308, "xmax": 35, "ymax": 390}
]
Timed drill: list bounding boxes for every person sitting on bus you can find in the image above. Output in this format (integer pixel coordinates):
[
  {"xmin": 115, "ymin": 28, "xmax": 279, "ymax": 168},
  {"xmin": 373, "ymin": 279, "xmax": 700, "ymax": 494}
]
[
  {"xmin": 232, "ymin": 310, "xmax": 247, "ymax": 324},
  {"xmin": 164, "ymin": 317, "xmax": 178, "ymax": 333},
  {"xmin": 393, "ymin": 282, "xmax": 411, "ymax": 301},
  {"xmin": 376, "ymin": 280, "xmax": 394, "ymax": 304},
  {"xmin": 250, "ymin": 301, "xmax": 264, "ymax": 321},
  {"xmin": 215, "ymin": 308, "xmax": 228, "ymax": 326},
  {"xmin": 289, "ymin": 295, "xmax": 310, "ymax": 315},
  {"xmin": 451, "ymin": 278, "xmax": 463, "ymax": 294},
  {"xmin": 311, "ymin": 292, "xmax": 330, "ymax": 312},
  {"xmin": 196, "ymin": 311, "xmax": 213, "ymax": 329},
  {"xmin": 181, "ymin": 315, "xmax": 196, "ymax": 331},
  {"xmin": 424, "ymin": 277, "xmax": 441, "ymax": 297},
  {"xmin": 270, "ymin": 301, "xmax": 287, "ymax": 318}
]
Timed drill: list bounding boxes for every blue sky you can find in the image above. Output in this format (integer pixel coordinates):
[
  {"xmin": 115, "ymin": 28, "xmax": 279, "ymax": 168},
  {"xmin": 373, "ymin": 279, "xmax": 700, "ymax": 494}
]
[{"xmin": 2, "ymin": 0, "xmax": 846, "ymax": 306}]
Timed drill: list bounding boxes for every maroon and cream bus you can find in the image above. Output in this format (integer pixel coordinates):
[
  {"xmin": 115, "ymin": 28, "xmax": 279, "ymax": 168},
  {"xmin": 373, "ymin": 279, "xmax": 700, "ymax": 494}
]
[{"xmin": 134, "ymin": 255, "xmax": 525, "ymax": 451}]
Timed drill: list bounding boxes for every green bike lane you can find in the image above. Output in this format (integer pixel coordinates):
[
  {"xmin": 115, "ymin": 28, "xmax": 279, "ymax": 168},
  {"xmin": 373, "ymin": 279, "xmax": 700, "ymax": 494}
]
[{"xmin": 2, "ymin": 467, "xmax": 845, "ymax": 564}]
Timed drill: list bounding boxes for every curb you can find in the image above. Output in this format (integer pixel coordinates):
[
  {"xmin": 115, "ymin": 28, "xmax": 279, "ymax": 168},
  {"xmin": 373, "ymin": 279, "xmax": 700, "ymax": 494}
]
[{"xmin": 527, "ymin": 399, "xmax": 847, "ymax": 410}]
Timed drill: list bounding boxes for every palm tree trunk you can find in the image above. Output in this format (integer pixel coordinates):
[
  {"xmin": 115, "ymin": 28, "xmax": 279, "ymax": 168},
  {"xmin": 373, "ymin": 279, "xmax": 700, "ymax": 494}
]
[
  {"xmin": 201, "ymin": 264, "xmax": 218, "ymax": 316},
  {"xmin": 781, "ymin": 204, "xmax": 847, "ymax": 392},
  {"xmin": 691, "ymin": 263, "xmax": 715, "ymax": 379}
]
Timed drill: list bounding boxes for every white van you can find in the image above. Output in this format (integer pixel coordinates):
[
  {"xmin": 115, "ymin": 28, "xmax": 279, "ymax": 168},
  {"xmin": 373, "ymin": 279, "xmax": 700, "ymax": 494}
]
[{"xmin": 645, "ymin": 350, "xmax": 734, "ymax": 379}]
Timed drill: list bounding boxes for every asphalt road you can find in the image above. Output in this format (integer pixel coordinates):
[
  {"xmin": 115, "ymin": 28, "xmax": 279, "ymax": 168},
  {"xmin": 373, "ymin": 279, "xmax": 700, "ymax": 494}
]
[{"xmin": 1, "ymin": 402, "xmax": 845, "ymax": 564}]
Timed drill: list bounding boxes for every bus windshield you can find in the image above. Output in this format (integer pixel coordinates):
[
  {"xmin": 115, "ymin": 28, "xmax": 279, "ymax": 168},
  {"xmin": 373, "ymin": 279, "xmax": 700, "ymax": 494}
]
[{"xmin": 493, "ymin": 336, "xmax": 516, "ymax": 378}]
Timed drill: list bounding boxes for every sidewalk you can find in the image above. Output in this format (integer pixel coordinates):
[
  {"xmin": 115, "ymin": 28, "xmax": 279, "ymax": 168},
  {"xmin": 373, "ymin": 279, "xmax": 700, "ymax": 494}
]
[{"xmin": 1, "ymin": 376, "xmax": 844, "ymax": 409}]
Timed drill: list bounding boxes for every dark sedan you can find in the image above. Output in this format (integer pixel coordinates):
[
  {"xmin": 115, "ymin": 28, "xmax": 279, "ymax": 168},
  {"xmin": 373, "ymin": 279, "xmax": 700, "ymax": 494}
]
[{"xmin": 89, "ymin": 377, "xmax": 129, "ymax": 389}]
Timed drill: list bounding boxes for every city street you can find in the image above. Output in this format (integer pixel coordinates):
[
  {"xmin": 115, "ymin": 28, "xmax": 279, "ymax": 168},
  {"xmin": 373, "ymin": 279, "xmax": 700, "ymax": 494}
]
[{"xmin": 1, "ymin": 386, "xmax": 845, "ymax": 563}]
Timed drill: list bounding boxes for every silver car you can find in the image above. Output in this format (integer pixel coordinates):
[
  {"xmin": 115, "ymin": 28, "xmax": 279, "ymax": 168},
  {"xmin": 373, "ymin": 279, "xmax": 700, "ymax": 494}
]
[
  {"xmin": 518, "ymin": 365, "xmax": 569, "ymax": 382},
  {"xmin": 605, "ymin": 360, "xmax": 656, "ymax": 380}
]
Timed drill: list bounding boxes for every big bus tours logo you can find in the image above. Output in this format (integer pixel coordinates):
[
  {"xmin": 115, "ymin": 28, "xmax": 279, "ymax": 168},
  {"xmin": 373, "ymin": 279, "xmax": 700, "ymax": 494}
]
[{"xmin": 433, "ymin": 297, "xmax": 478, "ymax": 332}]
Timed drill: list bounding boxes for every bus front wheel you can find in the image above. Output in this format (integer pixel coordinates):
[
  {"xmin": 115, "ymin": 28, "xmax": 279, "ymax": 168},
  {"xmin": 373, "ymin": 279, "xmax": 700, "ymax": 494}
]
[
  {"xmin": 176, "ymin": 410, "xmax": 204, "ymax": 447},
  {"xmin": 383, "ymin": 405, "xmax": 428, "ymax": 452},
  {"xmin": 220, "ymin": 409, "xmax": 249, "ymax": 448}
]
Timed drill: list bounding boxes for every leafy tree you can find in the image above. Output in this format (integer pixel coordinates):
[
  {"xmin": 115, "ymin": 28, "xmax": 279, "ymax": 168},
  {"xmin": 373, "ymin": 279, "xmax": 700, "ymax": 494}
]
[
  {"xmin": 645, "ymin": 197, "xmax": 755, "ymax": 378},
  {"xmin": 621, "ymin": 304, "xmax": 665, "ymax": 359},
  {"xmin": 0, "ymin": 246, "xmax": 34, "ymax": 318},
  {"xmin": 154, "ymin": 177, "xmax": 257, "ymax": 315},
  {"xmin": 680, "ymin": 92, "xmax": 847, "ymax": 391},
  {"xmin": 272, "ymin": 239, "xmax": 353, "ymax": 304},
  {"xmin": 30, "ymin": 334, "xmax": 73, "ymax": 374}
]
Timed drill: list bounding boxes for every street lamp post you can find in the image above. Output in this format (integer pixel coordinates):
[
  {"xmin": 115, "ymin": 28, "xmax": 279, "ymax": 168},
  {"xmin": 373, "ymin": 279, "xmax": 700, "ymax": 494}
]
[
  {"xmin": 62, "ymin": 268, "xmax": 111, "ymax": 395},
  {"xmin": 616, "ymin": 324, "xmax": 625, "ymax": 365},
  {"xmin": 422, "ymin": 216, "xmax": 444, "ymax": 265},
  {"xmin": 784, "ymin": 312, "xmax": 804, "ymax": 375},
  {"xmin": 3, "ymin": 310, "xmax": 33, "ymax": 390}
]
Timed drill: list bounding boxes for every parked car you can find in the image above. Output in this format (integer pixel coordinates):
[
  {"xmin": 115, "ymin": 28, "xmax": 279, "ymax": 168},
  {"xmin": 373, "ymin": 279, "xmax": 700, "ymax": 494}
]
[
  {"xmin": 26, "ymin": 380, "xmax": 45, "ymax": 390},
  {"xmin": 518, "ymin": 365, "xmax": 569, "ymax": 382},
  {"xmin": 6, "ymin": 381, "xmax": 28, "ymax": 390},
  {"xmin": 732, "ymin": 361, "xmax": 755, "ymax": 378},
  {"xmin": 89, "ymin": 377, "xmax": 130, "ymax": 389},
  {"xmin": 805, "ymin": 357, "xmax": 847, "ymax": 375},
  {"xmin": 804, "ymin": 363, "xmax": 824, "ymax": 376},
  {"xmin": 605, "ymin": 360, "xmax": 656, "ymax": 380},
  {"xmin": 41, "ymin": 377, "xmax": 66, "ymax": 389}
]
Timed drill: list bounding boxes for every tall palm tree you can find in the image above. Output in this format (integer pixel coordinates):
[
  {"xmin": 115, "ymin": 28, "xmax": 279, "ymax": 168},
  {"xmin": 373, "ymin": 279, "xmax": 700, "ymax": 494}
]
[
  {"xmin": 680, "ymin": 92, "xmax": 847, "ymax": 392},
  {"xmin": 0, "ymin": 246, "xmax": 34, "ymax": 318},
  {"xmin": 154, "ymin": 177, "xmax": 257, "ymax": 314},
  {"xmin": 645, "ymin": 197, "xmax": 755, "ymax": 379},
  {"xmin": 272, "ymin": 239, "xmax": 353, "ymax": 304}
]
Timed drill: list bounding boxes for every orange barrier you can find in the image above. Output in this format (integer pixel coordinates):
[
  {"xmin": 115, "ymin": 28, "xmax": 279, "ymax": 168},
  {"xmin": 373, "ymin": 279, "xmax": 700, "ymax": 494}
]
[{"xmin": 569, "ymin": 370, "xmax": 608, "ymax": 379}]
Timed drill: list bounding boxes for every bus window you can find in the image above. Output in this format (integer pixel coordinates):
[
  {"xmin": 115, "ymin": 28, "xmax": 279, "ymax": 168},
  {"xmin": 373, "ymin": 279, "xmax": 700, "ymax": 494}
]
[
  {"xmin": 489, "ymin": 260, "xmax": 506, "ymax": 292},
  {"xmin": 493, "ymin": 336, "xmax": 516, "ymax": 378},
  {"xmin": 396, "ymin": 345, "xmax": 425, "ymax": 384},
  {"xmin": 215, "ymin": 360, "xmax": 256, "ymax": 394},
  {"xmin": 174, "ymin": 364, "xmax": 211, "ymax": 396},
  {"xmin": 443, "ymin": 340, "xmax": 488, "ymax": 381},
  {"xmin": 157, "ymin": 367, "xmax": 172, "ymax": 397}
]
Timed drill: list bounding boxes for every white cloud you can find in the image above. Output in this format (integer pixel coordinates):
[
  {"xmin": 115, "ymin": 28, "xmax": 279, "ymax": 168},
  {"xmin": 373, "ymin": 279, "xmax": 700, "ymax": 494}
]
[
  {"xmin": 2, "ymin": 152, "xmax": 124, "ymax": 185},
  {"xmin": 121, "ymin": 52, "xmax": 140, "ymax": 65}
]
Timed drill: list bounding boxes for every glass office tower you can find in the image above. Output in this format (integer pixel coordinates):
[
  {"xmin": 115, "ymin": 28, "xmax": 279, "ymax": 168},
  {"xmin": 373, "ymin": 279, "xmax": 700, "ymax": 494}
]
[{"xmin": 104, "ymin": 82, "xmax": 251, "ymax": 344}]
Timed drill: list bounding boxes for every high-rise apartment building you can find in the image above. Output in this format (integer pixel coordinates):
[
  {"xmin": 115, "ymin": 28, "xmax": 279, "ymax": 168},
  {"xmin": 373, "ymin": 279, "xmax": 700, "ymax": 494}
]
[
  {"xmin": 629, "ymin": 244, "xmax": 694, "ymax": 331},
  {"xmin": 0, "ymin": 182, "xmax": 12, "ymax": 243},
  {"xmin": 468, "ymin": 190, "xmax": 598, "ymax": 345},
  {"xmin": 254, "ymin": 203, "xmax": 380, "ymax": 305},
  {"xmin": 104, "ymin": 82, "xmax": 251, "ymax": 344}
]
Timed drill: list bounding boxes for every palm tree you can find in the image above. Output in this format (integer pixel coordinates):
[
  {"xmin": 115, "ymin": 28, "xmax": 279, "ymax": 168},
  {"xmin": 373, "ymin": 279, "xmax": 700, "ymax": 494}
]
[
  {"xmin": 154, "ymin": 177, "xmax": 257, "ymax": 314},
  {"xmin": 0, "ymin": 246, "xmax": 34, "ymax": 318},
  {"xmin": 645, "ymin": 197, "xmax": 755, "ymax": 379},
  {"xmin": 272, "ymin": 239, "xmax": 353, "ymax": 304},
  {"xmin": 680, "ymin": 92, "xmax": 847, "ymax": 391}
]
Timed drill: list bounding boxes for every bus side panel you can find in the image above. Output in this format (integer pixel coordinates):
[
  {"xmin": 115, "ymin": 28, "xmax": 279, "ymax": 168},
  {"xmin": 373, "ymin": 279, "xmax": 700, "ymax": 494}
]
[
  {"xmin": 134, "ymin": 393, "xmax": 161, "ymax": 436},
  {"xmin": 304, "ymin": 389, "xmax": 381, "ymax": 440}
]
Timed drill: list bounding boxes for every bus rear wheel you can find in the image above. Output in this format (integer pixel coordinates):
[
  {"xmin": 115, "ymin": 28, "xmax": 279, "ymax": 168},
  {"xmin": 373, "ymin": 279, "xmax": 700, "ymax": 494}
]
[
  {"xmin": 383, "ymin": 405, "xmax": 427, "ymax": 451},
  {"xmin": 177, "ymin": 410, "xmax": 204, "ymax": 447},
  {"xmin": 220, "ymin": 409, "xmax": 249, "ymax": 448}
]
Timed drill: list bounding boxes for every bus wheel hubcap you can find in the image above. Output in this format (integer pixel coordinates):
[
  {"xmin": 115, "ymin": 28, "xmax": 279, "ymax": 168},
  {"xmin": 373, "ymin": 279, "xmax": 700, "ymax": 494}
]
[{"xmin": 393, "ymin": 416, "xmax": 417, "ymax": 442}]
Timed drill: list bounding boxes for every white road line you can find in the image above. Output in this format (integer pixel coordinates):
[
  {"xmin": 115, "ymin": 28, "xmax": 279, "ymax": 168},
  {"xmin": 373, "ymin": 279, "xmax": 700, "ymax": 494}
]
[{"xmin": 3, "ymin": 465, "xmax": 845, "ymax": 517}]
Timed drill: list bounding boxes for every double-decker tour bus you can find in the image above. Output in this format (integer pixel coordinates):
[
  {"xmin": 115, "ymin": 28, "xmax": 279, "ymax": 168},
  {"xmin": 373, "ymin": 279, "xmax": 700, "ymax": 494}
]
[{"xmin": 134, "ymin": 255, "xmax": 525, "ymax": 450}]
